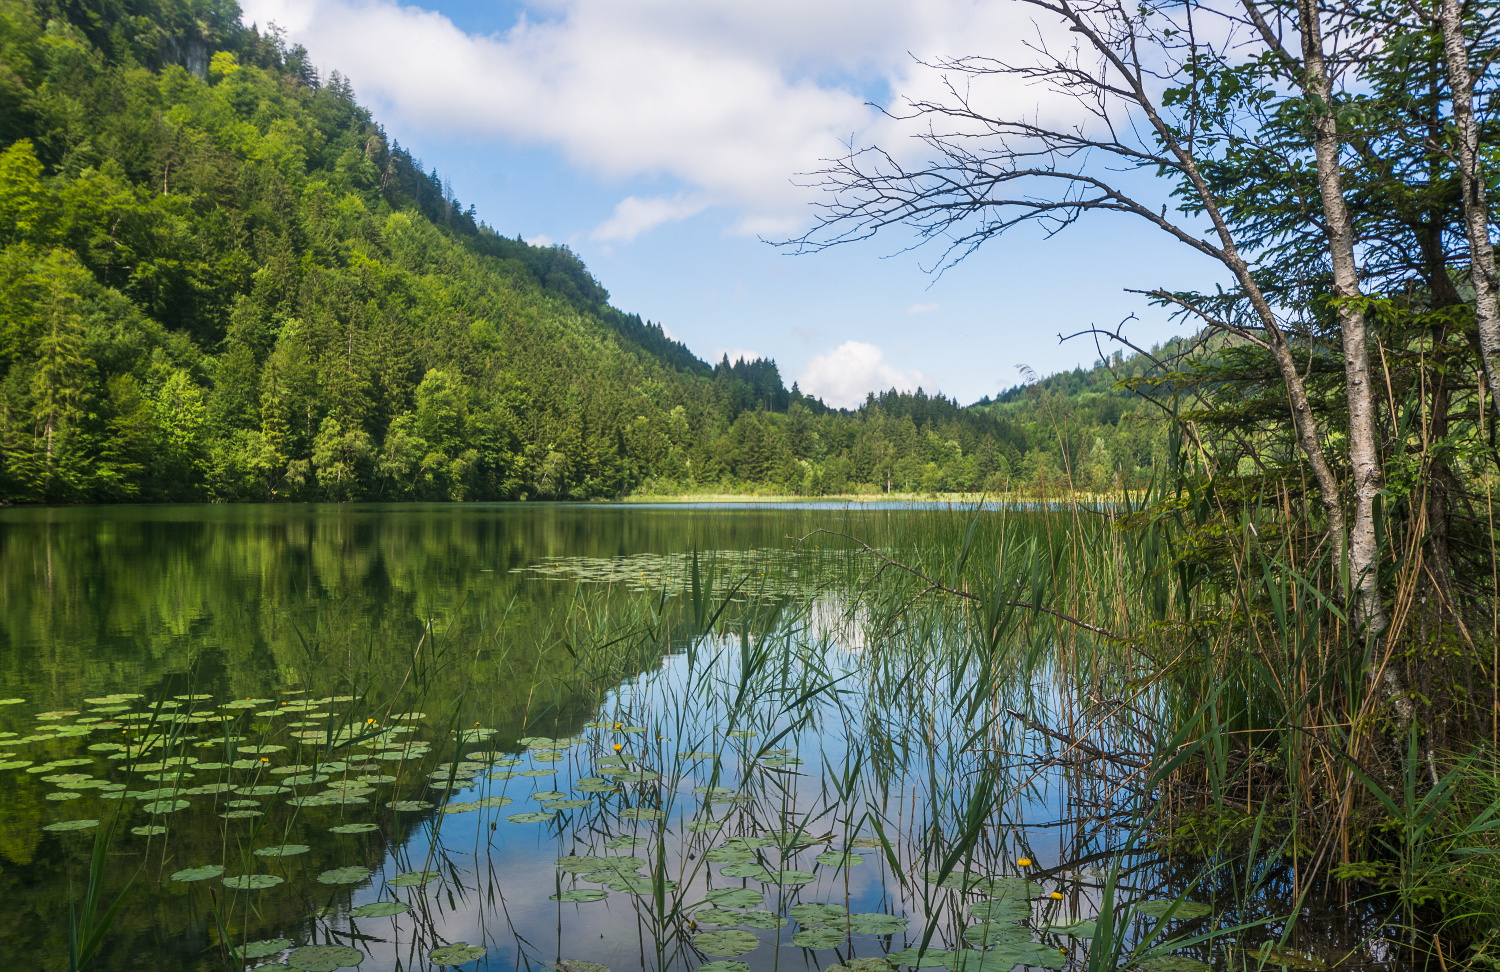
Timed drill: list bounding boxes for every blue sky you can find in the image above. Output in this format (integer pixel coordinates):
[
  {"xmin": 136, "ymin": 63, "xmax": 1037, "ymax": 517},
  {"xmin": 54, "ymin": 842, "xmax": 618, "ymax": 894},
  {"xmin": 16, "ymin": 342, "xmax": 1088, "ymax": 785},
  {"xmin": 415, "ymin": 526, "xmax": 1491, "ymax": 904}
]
[{"xmin": 241, "ymin": 0, "xmax": 1226, "ymax": 406}]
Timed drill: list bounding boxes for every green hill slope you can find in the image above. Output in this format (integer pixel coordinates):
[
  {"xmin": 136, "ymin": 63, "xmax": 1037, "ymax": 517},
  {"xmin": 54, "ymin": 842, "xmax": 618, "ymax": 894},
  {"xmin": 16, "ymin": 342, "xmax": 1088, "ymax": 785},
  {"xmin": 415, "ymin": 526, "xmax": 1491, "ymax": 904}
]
[{"xmin": 0, "ymin": 0, "xmax": 1164, "ymax": 502}]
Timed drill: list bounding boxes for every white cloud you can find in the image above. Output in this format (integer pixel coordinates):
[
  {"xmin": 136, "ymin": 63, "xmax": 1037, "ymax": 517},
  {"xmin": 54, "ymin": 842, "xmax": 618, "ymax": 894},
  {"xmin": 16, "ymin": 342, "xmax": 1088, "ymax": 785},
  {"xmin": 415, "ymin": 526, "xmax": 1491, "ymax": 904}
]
[
  {"xmin": 524, "ymin": 233, "xmax": 555, "ymax": 247},
  {"xmin": 708, "ymin": 347, "xmax": 766, "ymax": 365},
  {"xmin": 591, "ymin": 195, "xmax": 707, "ymax": 241},
  {"xmin": 906, "ymin": 302, "xmax": 939, "ymax": 314},
  {"xmin": 240, "ymin": 0, "xmax": 1085, "ymax": 240},
  {"xmin": 796, "ymin": 341, "xmax": 931, "ymax": 408}
]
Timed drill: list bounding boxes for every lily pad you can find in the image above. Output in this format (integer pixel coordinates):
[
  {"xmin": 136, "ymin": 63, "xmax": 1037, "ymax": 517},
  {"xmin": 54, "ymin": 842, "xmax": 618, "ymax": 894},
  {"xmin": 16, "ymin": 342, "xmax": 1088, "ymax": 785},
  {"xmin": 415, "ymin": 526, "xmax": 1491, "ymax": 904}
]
[
  {"xmin": 43, "ymin": 819, "xmax": 101, "ymax": 832},
  {"xmin": 791, "ymin": 927, "xmax": 846, "ymax": 948},
  {"xmin": 976, "ymin": 877, "xmax": 1042, "ymax": 899},
  {"xmin": 962, "ymin": 922, "xmax": 1030, "ymax": 947},
  {"xmin": 329, "ymin": 823, "xmax": 380, "ymax": 834},
  {"xmin": 130, "ymin": 825, "xmax": 168, "ymax": 836},
  {"xmin": 287, "ymin": 944, "xmax": 365, "ymax": 970},
  {"xmin": 789, "ymin": 902, "xmax": 847, "ymax": 923},
  {"xmin": 884, "ymin": 948, "xmax": 954, "ymax": 968},
  {"xmin": 551, "ymin": 888, "xmax": 609, "ymax": 902},
  {"xmin": 705, "ymin": 887, "xmax": 764, "ymax": 908},
  {"xmin": 619, "ymin": 807, "xmax": 665, "ymax": 820},
  {"xmin": 697, "ymin": 964, "xmax": 750, "ymax": 972},
  {"xmin": 544, "ymin": 799, "xmax": 592, "ymax": 810},
  {"xmin": 1047, "ymin": 919, "xmax": 1096, "ymax": 938},
  {"xmin": 694, "ymin": 930, "xmax": 759, "ymax": 957},
  {"xmin": 46, "ymin": 791, "xmax": 83, "ymax": 801},
  {"xmin": 740, "ymin": 911, "xmax": 788, "ymax": 929},
  {"xmin": 508, "ymin": 811, "xmax": 556, "ymax": 823},
  {"xmin": 816, "ymin": 850, "xmax": 862, "ymax": 867},
  {"xmin": 143, "ymin": 799, "xmax": 191, "ymax": 814},
  {"xmin": 703, "ymin": 847, "xmax": 756, "ymax": 864},
  {"xmin": 430, "ymin": 943, "xmax": 487, "ymax": 966},
  {"xmin": 386, "ymin": 800, "xmax": 434, "ymax": 811},
  {"xmin": 316, "ymin": 866, "xmax": 373, "ymax": 885},
  {"xmin": 443, "ymin": 801, "xmax": 480, "ymax": 814},
  {"xmin": 696, "ymin": 908, "xmax": 748, "ymax": 926},
  {"xmin": 1134, "ymin": 899, "xmax": 1212, "ymax": 920},
  {"xmin": 234, "ymin": 940, "xmax": 294, "ymax": 959},
  {"xmin": 762, "ymin": 869, "xmax": 816, "ymax": 885},
  {"xmin": 255, "ymin": 844, "xmax": 311, "ymax": 857},
  {"xmin": 969, "ymin": 899, "xmax": 1030, "ymax": 922},
  {"xmin": 720, "ymin": 862, "xmax": 766, "ymax": 878},
  {"xmin": 390, "ymin": 870, "xmax": 439, "ymax": 887},
  {"xmin": 349, "ymin": 901, "xmax": 410, "ymax": 917},
  {"xmin": 972, "ymin": 943, "xmax": 1066, "ymax": 970},
  {"xmin": 845, "ymin": 913, "xmax": 909, "ymax": 935},
  {"xmin": 223, "ymin": 874, "xmax": 284, "ymax": 890}
]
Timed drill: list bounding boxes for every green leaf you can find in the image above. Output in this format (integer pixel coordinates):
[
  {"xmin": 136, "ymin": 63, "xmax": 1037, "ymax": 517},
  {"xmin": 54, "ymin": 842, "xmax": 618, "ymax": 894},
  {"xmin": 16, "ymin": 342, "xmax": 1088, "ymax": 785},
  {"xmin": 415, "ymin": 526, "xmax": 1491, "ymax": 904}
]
[
  {"xmin": 234, "ymin": 939, "xmax": 293, "ymax": 959},
  {"xmin": 43, "ymin": 819, "xmax": 100, "ymax": 832},
  {"xmin": 739, "ymin": 910, "xmax": 787, "ymax": 929},
  {"xmin": 287, "ymin": 944, "xmax": 366, "ymax": 970},
  {"xmin": 507, "ymin": 811, "xmax": 555, "ymax": 823},
  {"xmin": 551, "ymin": 888, "xmax": 609, "ymax": 902},
  {"xmin": 316, "ymin": 866, "xmax": 373, "ymax": 885},
  {"xmin": 1139, "ymin": 958, "xmax": 1214, "ymax": 972},
  {"xmin": 223, "ymin": 874, "xmax": 284, "ymax": 890},
  {"xmin": 963, "ymin": 923, "xmax": 1030, "ymax": 947},
  {"xmin": 789, "ymin": 902, "xmax": 847, "ymax": 923},
  {"xmin": 169, "ymin": 864, "xmax": 223, "ymax": 882},
  {"xmin": 969, "ymin": 899, "xmax": 1029, "ymax": 922},
  {"xmin": 791, "ymin": 927, "xmax": 846, "ymax": 948},
  {"xmin": 1045, "ymin": 919, "xmax": 1096, "ymax": 938},
  {"xmin": 705, "ymin": 887, "xmax": 763, "ymax": 908},
  {"xmin": 390, "ymin": 870, "xmax": 439, "ymax": 887},
  {"xmin": 885, "ymin": 947, "xmax": 953, "ymax": 967},
  {"xmin": 254, "ymin": 844, "xmax": 311, "ymax": 857},
  {"xmin": 329, "ymin": 823, "xmax": 379, "ymax": 834},
  {"xmin": 349, "ymin": 901, "xmax": 410, "ymax": 917},
  {"xmin": 845, "ymin": 913, "xmax": 908, "ymax": 935},
  {"xmin": 694, "ymin": 930, "xmax": 760, "ymax": 957},
  {"xmin": 430, "ymin": 942, "xmax": 487, "ymax": 966},
  {"xmin": 1134, "ymin": 899, "xmax": 1212, "ymax": 920},
  {"xmin": 816, "ymin": 850, "xmax": 862, "ymax": 867}
]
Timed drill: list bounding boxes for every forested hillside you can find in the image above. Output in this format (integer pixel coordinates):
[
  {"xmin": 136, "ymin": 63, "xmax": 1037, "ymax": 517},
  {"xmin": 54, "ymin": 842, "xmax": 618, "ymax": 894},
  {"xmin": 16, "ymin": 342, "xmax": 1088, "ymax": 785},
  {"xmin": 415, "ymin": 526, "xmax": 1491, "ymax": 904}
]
[{"xmin": 0, "ymin": 0, "xmax": 1161, "ymax": 502}]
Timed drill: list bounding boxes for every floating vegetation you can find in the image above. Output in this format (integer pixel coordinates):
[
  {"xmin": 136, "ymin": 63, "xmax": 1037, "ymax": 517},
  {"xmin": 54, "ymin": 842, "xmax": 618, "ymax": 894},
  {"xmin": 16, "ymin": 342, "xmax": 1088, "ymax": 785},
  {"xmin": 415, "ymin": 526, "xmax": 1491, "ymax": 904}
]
[
  {"xmin": 348, "ymin": 901, "xmax": 409, "ymax": 918},
  {"xmin": 430, "ymin": 943, "xmax": 487, "ymax": 965}
]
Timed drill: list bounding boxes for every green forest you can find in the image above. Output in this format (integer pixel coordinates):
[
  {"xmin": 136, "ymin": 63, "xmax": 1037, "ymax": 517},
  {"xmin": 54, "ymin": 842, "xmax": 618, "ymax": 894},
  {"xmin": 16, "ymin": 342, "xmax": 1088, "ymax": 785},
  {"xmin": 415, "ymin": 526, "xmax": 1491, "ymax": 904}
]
[{"xmin": 0, "ymin": 0, "xmax": 1164, "ymax": 505}]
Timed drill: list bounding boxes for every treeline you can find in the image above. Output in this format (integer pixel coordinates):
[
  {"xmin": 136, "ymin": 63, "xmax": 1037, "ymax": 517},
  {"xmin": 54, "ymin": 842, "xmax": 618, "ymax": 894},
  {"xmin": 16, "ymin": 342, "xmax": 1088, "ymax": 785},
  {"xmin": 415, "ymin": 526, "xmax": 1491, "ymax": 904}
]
[{"xmin": 0, "ymin": 0, "xmax": 1159, "ymax": 503}]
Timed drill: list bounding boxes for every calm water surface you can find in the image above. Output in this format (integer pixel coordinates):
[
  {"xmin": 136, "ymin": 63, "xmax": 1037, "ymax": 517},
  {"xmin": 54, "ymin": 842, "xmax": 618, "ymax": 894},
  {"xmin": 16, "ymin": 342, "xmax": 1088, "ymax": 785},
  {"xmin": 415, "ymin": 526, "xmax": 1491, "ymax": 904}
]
[{"xmin": 0, "ymin": 504, "xmax": 1383, "ymax": 972}]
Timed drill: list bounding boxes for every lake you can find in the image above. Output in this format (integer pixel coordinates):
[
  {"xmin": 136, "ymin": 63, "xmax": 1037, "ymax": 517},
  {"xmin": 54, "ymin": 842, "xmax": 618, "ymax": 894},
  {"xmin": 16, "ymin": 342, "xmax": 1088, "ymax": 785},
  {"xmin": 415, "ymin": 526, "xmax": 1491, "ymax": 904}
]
[{"xmin": 0, "ymin": 504, "xmax": 1383, "ymax": 972}]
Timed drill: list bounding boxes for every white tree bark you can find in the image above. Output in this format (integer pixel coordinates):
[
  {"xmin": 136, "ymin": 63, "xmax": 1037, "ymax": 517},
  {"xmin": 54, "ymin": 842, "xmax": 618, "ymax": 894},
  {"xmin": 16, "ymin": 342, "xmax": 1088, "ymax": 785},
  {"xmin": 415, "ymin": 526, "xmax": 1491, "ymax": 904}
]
[{"xmin": 1436, "ymin": 0, "xmax": 1500, "ymax": 428}]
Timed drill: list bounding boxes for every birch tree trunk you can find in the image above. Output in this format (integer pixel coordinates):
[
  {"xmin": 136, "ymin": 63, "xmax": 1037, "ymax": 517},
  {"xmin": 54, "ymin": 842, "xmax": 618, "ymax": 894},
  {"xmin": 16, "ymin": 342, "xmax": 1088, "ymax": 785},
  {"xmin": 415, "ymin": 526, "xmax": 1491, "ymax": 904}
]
[
  {"xmin": 1436, "ymin": 0, "xmax": 1500, "ymax": 428},
  {"xmin": 1295, "ymin": 0, "xmax": 1389, "ymax": 639}
]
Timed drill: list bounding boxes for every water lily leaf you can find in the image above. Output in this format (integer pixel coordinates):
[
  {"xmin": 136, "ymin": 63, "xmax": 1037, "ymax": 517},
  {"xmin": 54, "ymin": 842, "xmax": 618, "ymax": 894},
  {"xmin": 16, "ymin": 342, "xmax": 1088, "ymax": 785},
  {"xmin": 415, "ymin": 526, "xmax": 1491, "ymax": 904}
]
[
  {"xmin": 43, "ymin": 818, "xmax": 100, "ymax": 832},
  {"xmin": 130, "ymin": 825, "xmax": 168, "ymax": 837},
  {"xmin": 507, "ymin": 811, "xmax": 555, "ymax": 823},
  {"xmin": 760, "ymin": 757, "xmax": 803, "ymax": 768},
  {"xmin": 556, "ymin": 855, "xmax": 606, "ymax": 873},
  {"xmin": 789, "ymin": 903, "xmax": 848, "ymax": 923},
  {"xmin": 0, "ymin": 699, "xmax": 24, "ymax": 705},
  {"xmin": 725, "ymin": 730, "xmax": 756, "ymax": 738},
  {"xmin": 551, "ymin": 888, "xmax": 609, "ymax": 902},
  {"xmin": 544, "ymin": 799, "xmax": 592, "ymax": 810},
  {"xmin": 1139, "ymin": 959, "xmax": 1214, "ymax": 972},
  {"xmin": 429, "ymin": 942, "xmax": 486, "ymax": 966},
  {"xmin": 791, "ymin": 927, "xmax": 846, "ymax": 948},
  {"xmin": 609, "ymin": 770, "xmax": 660, "ymax": 783},
  {"xmin": 719, "ymin": 862, "xmax": 766, "ymax": 878},
  {"xmin": 255, "ymin": 844, "xmax": 311, "ymax": 857},
  {"xmin": 695, "ymin": 908, "xmax": 747, "ymax": 926},
  {"xmin": 1134, "ymin": 900, "xmax": 1212, "ymax": 920},
  {"xmin": 1046, "ymin": 919, "xmax": 1096, "ymax": 938},
  {"xmin": 573, "ymin": 779, "xmax": 614, "ymax": 793},
  {"xmin": 287, "ymin": 944, "xmax": 365, "ymax": 970},
  {"xmin": 969, "ymin": 900, "xmax": 1030, "ymax": 922},
  {"xmin": 235, "ymin": 939, "xmax": 294, "ymax": 959},
  {"xmin": 600, "ymin": 872, "xmax": 675, "ymax": 894},
  {"xmin": 349, "ymin": 900, "xmax": 410, "ymax": 917},
  {"xmin": 316, "ymin": 866, "xmax": 373, "ymax": 885},
  {"xmin": 816, "ymin": 851, "xmax": 862, "ymax": 867},
  {"xmin": 223, "ymin": 874, "xmax": 284, "ymax": 890},
  {"xmin": 1240, "ymin": 946, "xmax": 1325, "ymax": 970},
  {"xmin": 605, "ymin": 836, "xmax": 646, "ymax": 849},
  {"xmin": 884, "ymin": 948, "xmax": 954, "ymax": 968},
  {"xmin": 694, "ymin": 930, "xmax": 759, "ymax": 957},
  {"xmin": 143, "ymin": 799, "xmax": 191, "ymax": 814},
  {"xmin": 739, "ymin": 911, "xmax": 788, "ymax": 929},
  {"xmin": 533, "ymin": 790, "xmax": 569, "ymax": 800},
  {"xmin": 386, "ymin": 800, "xmax": 433, "ymax": 811},
  {"xmin": 922, "ymin": 870, "xmax": 987, "ymax": 891},
  {"xmin": 221, "ymin": 810, "xmax": 261, "ymax": 819},
  {"xmin": 684, "ymin": 819, "xmax": 725, "ymax": 832},
  {"xmin": 764, "ymin": 869, "xmax": 816, "ymax": 885},
  {"xmin": 845, "ymin": 914, "xmax": 909, "ymax": 935},
  {"xmin": 619, "ymin": 807, "xmax": 664, "ymax": 820},
  {"xmin": 722, "ymin": 836, "xmax": 775, "ymax": 850},
  {"xmin": 46, "ymin": 791, "xmax": 82, "ymax": 801},
  {"xmin": 703, "ymin": 847, "xmax": 755, "ymax": 864},
  {"xmin": 705, "ymin": 887, "xmax": 764, "ymax": 908},
  {"xmin": 696, "ymin": 964, "xmax": 750, "ymax": 972},
  {"xmin": 518, "ymin": 769, "xmax": 555, "ymax": 777},
  {"xmin": 616, "ymin": 726, "xmax": 646, "ymax": 734},
  {"xmin": 443, "ymin": 801, "xmax": 480, "ymax": 814},
  {"xmin": 976, "ymin": 878, "xmax": 1043, "ymax": 899},
  {"xmin": 390, "ymin": 870, "xmax": 439, "ymax": 887},
  {"xmin": 329, "ymin": 823, "xmax": 379, "ymax": 834},
  {"xmin": 963, "ymin": 923, "xmax": 1030, "ymax": 947},
  {"xmin": 979, "ymin": 943, "xmax": 1067, "ymax": 970}
]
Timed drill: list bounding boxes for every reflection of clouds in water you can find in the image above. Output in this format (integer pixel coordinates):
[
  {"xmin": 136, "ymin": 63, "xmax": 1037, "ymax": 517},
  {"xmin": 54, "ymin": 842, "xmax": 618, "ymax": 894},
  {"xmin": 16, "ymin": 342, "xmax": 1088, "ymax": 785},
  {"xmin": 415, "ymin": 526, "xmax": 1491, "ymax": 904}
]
[{"xmin": 808, "ymin": 592, "xmax": 869, "ymax": 652}]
